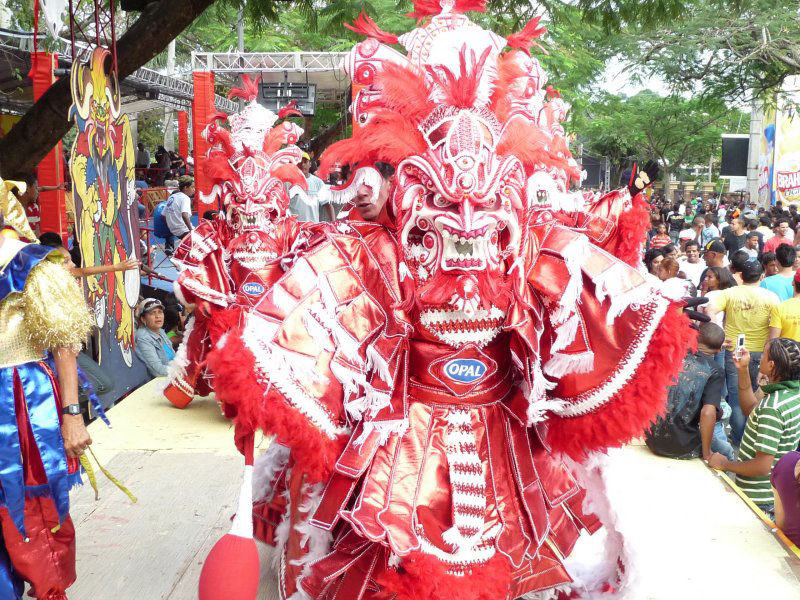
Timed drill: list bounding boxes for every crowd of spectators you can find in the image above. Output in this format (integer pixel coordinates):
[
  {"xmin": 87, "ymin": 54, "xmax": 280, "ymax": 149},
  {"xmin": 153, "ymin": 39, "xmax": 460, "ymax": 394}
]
[{"xmin": 645, "ymin": 192, "xmax": 800, "ymax": 546}]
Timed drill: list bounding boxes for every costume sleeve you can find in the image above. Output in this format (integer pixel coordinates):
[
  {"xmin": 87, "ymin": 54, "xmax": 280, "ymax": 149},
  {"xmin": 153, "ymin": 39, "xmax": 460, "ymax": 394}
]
[
  {"xmin": 171, "ymin": 220, "xmax": 233, "ymax": 307},
  {"xmin": 524, "ymin": 223, "xmax": 693, "ymax": 460},
  {"xmin": 207, "ymin": 226, "xmax": 406, "ymax": 481},
  {"xmin": 23, "ymin": 257, "xmax": 92, "ymax": 353}
]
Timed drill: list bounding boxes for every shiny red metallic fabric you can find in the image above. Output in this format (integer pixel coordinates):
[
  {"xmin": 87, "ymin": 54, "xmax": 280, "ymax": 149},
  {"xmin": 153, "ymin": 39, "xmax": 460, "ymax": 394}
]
[{"xmin": 0, "ymin": 498, "xmax": 75, "ymax": 598}]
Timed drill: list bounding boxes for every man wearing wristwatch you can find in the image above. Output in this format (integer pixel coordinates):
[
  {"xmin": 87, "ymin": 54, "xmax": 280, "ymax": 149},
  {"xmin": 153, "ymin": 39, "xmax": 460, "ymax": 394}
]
[{"xmin": 0, "ymin": 181, "xmax": 93, "ymax": 600}]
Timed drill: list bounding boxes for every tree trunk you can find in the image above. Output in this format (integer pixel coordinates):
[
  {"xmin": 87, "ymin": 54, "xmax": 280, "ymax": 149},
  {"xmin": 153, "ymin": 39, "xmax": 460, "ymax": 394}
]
[
  {"xmin": 309, "ymin": 113, "xmax": 348, "ymax": 158},
  {"xmin": 662, "ymin": 165, "xmax": 672, "ymax": 203},
  {"xmin": 0, "ymin": 0, "xmax": 215, "ymax": 177}
]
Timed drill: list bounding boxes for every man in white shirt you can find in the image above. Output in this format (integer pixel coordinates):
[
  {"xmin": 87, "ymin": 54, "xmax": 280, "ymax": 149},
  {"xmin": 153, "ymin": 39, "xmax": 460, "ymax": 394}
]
[
  {"xmin": 135, "ymin": 142, "xmax": 150, "ymax": 168},
  {"xmin": 163, "ymin": 176, "xmax": 195, "ymax": 252},
  {"xmin": 678, "ymin": 240, "xmax": 705, "ymax": 287},
  {"xmin": 289, "ymin": 153, "xmax": 334, "ymax": 222}
]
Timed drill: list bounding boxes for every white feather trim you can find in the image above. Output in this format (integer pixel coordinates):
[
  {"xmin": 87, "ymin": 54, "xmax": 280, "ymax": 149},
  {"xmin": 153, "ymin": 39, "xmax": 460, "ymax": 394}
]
[
  {"xmin": 543, "ymin": 351, "xmax": 595, "ymax": 379},
  {"xmin": 270, "ymin": 480, "xmax": 293, "ymax": 571},
  {"xmin": 252, "ymin": 443, "xmax": 291, "ymax": 502},
  {"xmin": 287, "ymin": 483, "xmax": 334, "ymax": 600},
  {"xmin": 165, "ymin": 314, "xmax": 195, "ymax": 387},
  {"xmin": 560, "ymin": 451, "xmax": 639, "ymax": 600}
]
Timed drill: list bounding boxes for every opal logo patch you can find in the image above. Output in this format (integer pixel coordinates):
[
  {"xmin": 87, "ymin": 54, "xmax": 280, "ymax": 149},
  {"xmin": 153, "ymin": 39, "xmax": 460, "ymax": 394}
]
[
  {"xmin": 443, "ymin": 358, "xmax": 487, "ymax": 383},
  {"xmin": 242, "ymin": 282, "xmax": 265, "ymax": 296}
]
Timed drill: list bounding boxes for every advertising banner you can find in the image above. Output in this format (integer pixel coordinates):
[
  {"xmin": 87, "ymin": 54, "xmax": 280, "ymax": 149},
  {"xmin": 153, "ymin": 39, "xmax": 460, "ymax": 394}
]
[{"xmin": 773, "ymin": 77, "xmax": 800, "ymax": 205}]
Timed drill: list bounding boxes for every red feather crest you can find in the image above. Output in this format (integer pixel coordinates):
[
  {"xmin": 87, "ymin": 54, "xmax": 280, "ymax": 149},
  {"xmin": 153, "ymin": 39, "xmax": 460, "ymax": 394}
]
[
  {"xmin": 424, "ymin": 45, "xmax": 492, "ymax": 108},
  {"xmin": 506, "ymin": 17, "xmax": 548, "ymax": 54},
  {"xmin": 546, "ymin": 85, "xmax": 561, "ymax": 100},
  {"xmin": 228, "ymin": 75, "xmax": 261, "ymax": 103},
  {"xmin": 408, "ymin": 0, "xmax": 487, "ymax": 18},
  {"xmin": 278, "ymin": 100, "xmax": 302, "ymax": 119},
  {"xmin": 344, "ymin": 11, "xmax": 399, "ymax": 45}
]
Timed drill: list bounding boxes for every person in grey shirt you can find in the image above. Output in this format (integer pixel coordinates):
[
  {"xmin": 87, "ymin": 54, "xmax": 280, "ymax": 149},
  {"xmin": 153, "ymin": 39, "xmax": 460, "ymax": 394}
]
[
  {"xmin": 134, "ymin": 298, "xmax": 175, "ymax": 378},
  {"xmin": 289, "ymin": 153, "xmax": 334, "ymax": 222}
]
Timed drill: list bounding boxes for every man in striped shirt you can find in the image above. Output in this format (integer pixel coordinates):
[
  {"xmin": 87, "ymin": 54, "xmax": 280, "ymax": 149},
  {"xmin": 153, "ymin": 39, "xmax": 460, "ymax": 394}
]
[{"xmin": 708, "ymin": 339, "xmax": 800, "ymax": 513}]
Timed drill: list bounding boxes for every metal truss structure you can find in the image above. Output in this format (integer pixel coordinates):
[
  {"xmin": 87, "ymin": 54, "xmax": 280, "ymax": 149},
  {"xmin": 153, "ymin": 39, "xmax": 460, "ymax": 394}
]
[
  {"xmin": 191, "ymin": 51, "xmax": 347, "ymax": 73},
  {"xmin": 0, "ymin": 29, "xmax": 238, "ymax": 114},
  {"xmin": 191, "ymin": 51, "xmax": 350, "ymax": 102}
]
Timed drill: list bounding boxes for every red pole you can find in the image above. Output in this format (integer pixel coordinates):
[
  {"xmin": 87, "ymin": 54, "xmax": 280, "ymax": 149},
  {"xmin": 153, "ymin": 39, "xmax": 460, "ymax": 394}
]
[
  {"xmin": 178, "ymin": 110, "xmax": 189, "ymax": 160},
  {"xmin": 30, "ymin": 52, "xmax": 68, "ymax": 242},
  {"xmin": 191, "ymin": 71, "xmax": 215, "ymax": 215}
]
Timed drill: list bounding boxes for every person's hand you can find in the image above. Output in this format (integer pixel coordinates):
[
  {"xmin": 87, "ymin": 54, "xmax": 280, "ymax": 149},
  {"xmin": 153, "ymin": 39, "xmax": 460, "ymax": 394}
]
[
  {"xmin": 117, "ymin": 257, "xmax": 140, "ymax": 271},
  {"xmin": 707, "ymin": 452, "xmax": 728, "ymax": 470},
  {"xmin": 732, "ymin": 346, "xmax": 751, "ymax": 369},
  {"xmin": 61, "ymin": 414, "xmax": 92, "ymax": 458}
]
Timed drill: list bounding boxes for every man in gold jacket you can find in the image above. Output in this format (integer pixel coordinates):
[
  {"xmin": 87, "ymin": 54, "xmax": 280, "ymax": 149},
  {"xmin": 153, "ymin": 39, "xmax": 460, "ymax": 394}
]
[{"xmin": 0, "ymin": 180, "xmax": 92, "ymax": 599}]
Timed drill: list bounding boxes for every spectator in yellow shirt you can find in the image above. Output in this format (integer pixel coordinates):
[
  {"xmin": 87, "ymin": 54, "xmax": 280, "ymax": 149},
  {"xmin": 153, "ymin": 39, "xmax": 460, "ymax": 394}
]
[
  {"xmin": 708, "ymin": 260, "xmax": 780, "ymax": 444},
  {"xmin": 769, "ymin": 270, "xmax": 800, "ymax": 343}
]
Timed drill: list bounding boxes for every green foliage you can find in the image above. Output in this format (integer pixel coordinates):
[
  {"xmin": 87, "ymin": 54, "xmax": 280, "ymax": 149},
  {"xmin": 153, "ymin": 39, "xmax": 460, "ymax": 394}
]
[
  {"xmin": 580, "ymin": 91, "xmax": 746, "ymax": 185},
  {"xmin": 611, "ymin": 0, "xmax": 800, "ymax": 102}
]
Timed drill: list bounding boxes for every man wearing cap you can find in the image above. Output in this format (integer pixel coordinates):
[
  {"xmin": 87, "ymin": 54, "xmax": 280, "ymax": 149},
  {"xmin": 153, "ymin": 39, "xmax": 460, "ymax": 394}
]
[
  {"xmin": 163, "ymin": 176, "xmax": 195, "ymax": 252},
  {"xmin": 289, "ymin": 153, "xmax": 334, "ymax": 222},
  {"xmin": 134, "ymin": 298, "xmax": 174, "ymax": 378},
  {"xmin": 707, "ymin": 260, "xmax": 780, "ymax": 445}
]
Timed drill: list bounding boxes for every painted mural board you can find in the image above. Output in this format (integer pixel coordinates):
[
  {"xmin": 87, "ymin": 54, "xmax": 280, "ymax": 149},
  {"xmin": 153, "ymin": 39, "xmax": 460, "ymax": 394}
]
[{"xmin": 68, "ymin": 47, "xmax": 147, "ymax": 395}]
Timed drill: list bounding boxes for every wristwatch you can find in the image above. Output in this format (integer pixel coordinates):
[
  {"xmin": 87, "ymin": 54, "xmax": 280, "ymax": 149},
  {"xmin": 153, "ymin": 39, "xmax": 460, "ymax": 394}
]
[{"xmin": 62, "ymin": 404, "xmax": 82, "ymax": 416}]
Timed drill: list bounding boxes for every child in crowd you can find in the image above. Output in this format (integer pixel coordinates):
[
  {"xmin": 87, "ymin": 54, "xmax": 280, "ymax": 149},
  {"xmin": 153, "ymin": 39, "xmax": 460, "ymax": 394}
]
[
  {"xmin": 134, "ymin": 298, "xmax": 175, "ymax": 378},
  {"xmin": 708, "ymin": 338, "xmax": 800, "ymax": 517}
]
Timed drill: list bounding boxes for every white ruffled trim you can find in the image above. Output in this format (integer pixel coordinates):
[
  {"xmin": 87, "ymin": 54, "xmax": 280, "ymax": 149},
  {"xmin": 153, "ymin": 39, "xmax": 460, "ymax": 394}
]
[
  {"xmin": 353, "ymin": 418, "xmax": 409, "ymax": 447},
  {"xmin": 243, "ymin": 314, "xmax": 346, "ymax": 439},
  {"xmin": 543, "ymin": 350, "xmax": 595, "ymax": 379},
  {"xmin": 551, "ymin": 313, "xmax": 580, "ymax": 353},
  {"xmin": 550, "ymin": 235, "xmax": 590, "ymax": 325},
  {"xmin": 252, "ymin": 442, "xmax": 291, "ymax": 502},
  {"xmin": 365, "ymin": 343, "xmax": 392, "ymax": 386}
]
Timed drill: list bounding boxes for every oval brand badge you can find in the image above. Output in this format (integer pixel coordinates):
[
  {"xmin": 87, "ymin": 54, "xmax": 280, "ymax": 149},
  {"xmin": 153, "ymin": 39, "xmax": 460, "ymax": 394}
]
[
  {"xmin": 242, "ymin": 282, "xmax": 265, "ymax": 296},
  {"xmin": 443, "ymin": 358, "xmax": 487, "ymax": 384}
]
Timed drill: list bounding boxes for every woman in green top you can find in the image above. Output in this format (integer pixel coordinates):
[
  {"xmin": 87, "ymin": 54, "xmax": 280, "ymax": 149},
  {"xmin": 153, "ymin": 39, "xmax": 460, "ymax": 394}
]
[{"xmin": 708, "ymin": 337, "xmax": 800, "ymax": 515}]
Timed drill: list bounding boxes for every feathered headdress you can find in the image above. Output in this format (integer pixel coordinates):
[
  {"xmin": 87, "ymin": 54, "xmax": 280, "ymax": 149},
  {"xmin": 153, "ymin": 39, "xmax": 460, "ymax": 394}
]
[{"xmin": 201, "ymin": 75, "xmax": 307, "ymax": 210}]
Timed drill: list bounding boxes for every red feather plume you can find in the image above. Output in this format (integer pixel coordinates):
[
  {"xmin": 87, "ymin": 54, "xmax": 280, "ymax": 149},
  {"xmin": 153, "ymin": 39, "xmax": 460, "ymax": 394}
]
[
  {"xmin": 506, "ymin": 16, "xmax": 548, "ymax": 54},
  {"xmin": 228, "ymin": 75, "xmax": 260, "ymax": 103},
  {"xmin": 425, "ymin": 45, "xmax": 491, "ymax": 108},
  {"xmin": 278, "ymin": 100, "xmax": 302, "ymax": 119},
  {"xmin": 205, "ymin": 153, "xmax": 238, "ymax": 185},
  {"xmin": 271, "ymin": 163, "xmax": 307, "ymax": 191},
  {"xmin": 376, "ymin": 62, "xmax": 435, "ymax": 122},
  {"xmin": 546, "ymin": 85, "xmax": 560, "ymax": 100},
  {"xmin": 489, "ymin": 50, "xmax": 528, "ymax": 122},
  {"xmin": 344, "ymin": 11, "xmax": 399, "ymax": 44},
  {"xmin": 408, "ymin": 0, "xmax": 487, "ymax": 18}
]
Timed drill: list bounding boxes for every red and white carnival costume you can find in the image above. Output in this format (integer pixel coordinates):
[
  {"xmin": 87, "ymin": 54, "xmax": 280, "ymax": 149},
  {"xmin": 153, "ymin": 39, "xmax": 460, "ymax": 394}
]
[
  {"xmin": 204, "ymin": 3, "xmax": 691, "ymax": 599},
  {"xmin": 164, "ymin": 78, "xmax": 310, "ymax": 408}
]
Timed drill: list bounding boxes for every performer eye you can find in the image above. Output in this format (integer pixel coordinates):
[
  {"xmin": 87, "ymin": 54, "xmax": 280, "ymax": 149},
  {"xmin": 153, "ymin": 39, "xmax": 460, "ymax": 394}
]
[{"xmin": 433, "ymin": 196, "xmax": 453, "ymax": 208}]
